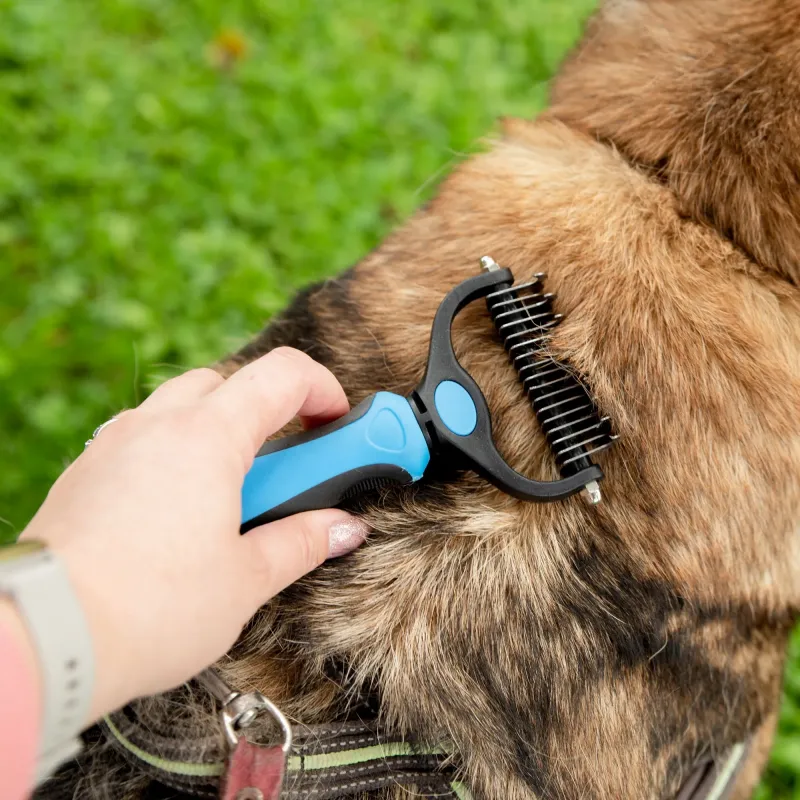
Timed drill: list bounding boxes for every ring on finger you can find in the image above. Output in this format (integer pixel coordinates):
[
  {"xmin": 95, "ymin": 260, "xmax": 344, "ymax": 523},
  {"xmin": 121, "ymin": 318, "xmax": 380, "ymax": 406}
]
[{"xmin": 84, "ymin": 416, "xmax": 120, "ymax": 449}]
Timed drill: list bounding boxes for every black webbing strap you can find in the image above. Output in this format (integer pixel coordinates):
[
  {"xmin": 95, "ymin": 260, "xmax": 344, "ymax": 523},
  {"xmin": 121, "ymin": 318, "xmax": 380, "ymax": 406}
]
[
  {"xmin": 102, "ymin": 703, "xmax": 749, "ymax": 800},
  {"xmin": 102, "ymin": 708, "xmax": 466, "ymax": 799},
  {"xmin": 676, "ymin": 740, "xmax": 751, "ymax": 800}
]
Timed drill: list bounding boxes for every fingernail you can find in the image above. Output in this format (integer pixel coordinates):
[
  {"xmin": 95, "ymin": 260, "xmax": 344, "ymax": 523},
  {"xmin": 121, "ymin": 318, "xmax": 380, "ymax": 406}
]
[{"xmin": 328, "ymin": 517, "xmax": 370, "ymax": 559}]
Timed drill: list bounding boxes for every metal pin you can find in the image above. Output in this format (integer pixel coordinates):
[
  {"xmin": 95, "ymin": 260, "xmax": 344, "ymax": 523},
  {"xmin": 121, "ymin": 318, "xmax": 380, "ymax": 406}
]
[
  {"xmin": 584, "ymin": 480, "xmax": 602, "ymax": 505},
  {"xmin": 480, "ymin": 255, "xmax": 500, "ymax": 272},
  {"xmin": 236, "ymin": 789, "xmax": 264, "ymax": 800}
]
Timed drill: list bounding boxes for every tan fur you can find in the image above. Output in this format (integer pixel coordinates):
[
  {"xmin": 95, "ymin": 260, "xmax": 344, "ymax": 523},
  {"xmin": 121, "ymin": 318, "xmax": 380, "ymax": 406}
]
[
  {"xmin": 45, "ymin": 2, "xmax": 800, "ymax": 799},
  {"xmin": 232, "ymin": 118, "xmax": 797, "ymax": 799}
]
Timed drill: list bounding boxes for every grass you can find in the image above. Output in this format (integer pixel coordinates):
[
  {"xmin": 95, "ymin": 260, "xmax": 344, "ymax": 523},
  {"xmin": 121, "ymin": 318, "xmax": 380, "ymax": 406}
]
[{"xmin": 0, "ymin": 0, "xmax": 796, "ymax": 795}]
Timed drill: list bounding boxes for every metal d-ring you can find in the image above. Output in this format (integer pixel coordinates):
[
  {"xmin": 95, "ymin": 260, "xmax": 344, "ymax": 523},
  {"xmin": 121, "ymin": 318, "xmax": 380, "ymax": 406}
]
[
  {"xmin": 197, "ymin": 668, "xmax": 292, "ymax": 754},
  {"xmin": 220, "ymin": 690, "xmax": 293, "ymax": 753}
]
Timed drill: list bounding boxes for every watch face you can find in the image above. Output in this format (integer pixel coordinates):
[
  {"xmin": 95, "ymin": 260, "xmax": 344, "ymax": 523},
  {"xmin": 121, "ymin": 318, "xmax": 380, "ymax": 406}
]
[{"xmin": 0, "ymin": 540, "xmax": 47, "ymax": 563}]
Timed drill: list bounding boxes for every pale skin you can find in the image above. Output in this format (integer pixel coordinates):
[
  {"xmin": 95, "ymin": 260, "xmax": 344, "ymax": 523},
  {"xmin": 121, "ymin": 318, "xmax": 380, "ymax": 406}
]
[{"xmin": 0, "ymin": 347, "xmax": 369, "ymax": 797}]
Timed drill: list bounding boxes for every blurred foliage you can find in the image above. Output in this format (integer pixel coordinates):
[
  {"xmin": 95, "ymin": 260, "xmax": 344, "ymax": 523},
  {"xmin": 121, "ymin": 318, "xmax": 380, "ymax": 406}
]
[
  {"xmin": 0, "ymin": 0, "xmax": 593, "ymax": 531},
  {"xmin": 757, "ymin": 627, "xmax": 800, "ymax": 799},
  {"xmin": 0, "ymin": 0, "xmax": 796, "ymax": 794}
]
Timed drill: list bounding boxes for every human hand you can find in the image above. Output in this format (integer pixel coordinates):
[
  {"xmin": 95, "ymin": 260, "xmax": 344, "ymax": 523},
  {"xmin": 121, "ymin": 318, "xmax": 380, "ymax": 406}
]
[{"xmin": 20, "ymin": 347, "xmax": 369, "ymax": 722}]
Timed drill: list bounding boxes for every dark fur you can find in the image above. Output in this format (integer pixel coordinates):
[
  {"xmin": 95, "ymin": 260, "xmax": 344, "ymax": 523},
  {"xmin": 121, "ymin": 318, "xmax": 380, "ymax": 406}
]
[{"xmin": 42, "ymin": 2, "xmax": 800, "ymax": 798}]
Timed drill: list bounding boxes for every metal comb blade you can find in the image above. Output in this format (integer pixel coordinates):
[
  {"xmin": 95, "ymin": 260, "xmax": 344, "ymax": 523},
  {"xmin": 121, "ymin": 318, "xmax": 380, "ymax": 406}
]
[{"xmin": 481, "ymin": 256, "xmax": 617, "ymax": 500}]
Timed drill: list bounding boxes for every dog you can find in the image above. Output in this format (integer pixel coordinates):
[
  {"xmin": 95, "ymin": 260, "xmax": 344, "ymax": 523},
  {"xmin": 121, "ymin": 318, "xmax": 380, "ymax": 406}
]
[{"xmin": 43, "ymin": 1, "xmax": 800, "ymax": 798}]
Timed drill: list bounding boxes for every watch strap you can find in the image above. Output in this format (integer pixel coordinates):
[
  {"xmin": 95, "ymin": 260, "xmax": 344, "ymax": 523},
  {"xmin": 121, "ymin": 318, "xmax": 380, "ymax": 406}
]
[{"xmin": 0, "ymin": 541, "xmax": 95, "ymax": 781}]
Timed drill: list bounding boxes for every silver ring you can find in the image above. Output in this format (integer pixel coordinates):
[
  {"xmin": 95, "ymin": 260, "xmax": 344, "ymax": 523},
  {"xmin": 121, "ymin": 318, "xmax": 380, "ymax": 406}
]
[
  {"xmin": 221, "ymin": 690, "xmax": 293, "ymax": 753},
  {"xmin": 84, "ymin": 416, "xmax": 119, "ymax": 449}
]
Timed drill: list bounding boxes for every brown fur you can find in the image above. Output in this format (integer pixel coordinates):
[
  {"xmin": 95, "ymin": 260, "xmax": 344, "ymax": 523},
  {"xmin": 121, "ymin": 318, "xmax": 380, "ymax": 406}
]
[
  {"xmin": 43, "ymin": 1, "xmax": 800, "ymax": 798},
  {"xmin": 549, "ymin": 0, "xmax": 800, "ymax": 287}
]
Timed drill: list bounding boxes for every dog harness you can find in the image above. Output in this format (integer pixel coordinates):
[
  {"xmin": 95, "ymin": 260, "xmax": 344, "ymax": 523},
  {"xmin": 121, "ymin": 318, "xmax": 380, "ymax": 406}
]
[
  {"xmin": 100, "ymin": 669, "xmax": 751, "ymax": 800},
  {"xmin": 102, "ymin": 710, "xmax": 467, "ymax": 799}
]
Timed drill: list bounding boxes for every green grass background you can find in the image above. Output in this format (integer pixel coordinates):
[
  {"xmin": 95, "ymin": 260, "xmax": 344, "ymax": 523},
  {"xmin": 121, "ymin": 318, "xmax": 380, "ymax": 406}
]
[{"xmin": 0, "ymin": 0, "xmax": 797, "ymax": 795}]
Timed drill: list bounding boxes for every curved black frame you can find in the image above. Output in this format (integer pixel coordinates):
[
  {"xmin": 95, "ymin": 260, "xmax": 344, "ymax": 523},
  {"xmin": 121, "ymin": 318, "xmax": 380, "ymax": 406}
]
[{"xmin": 409, "ymin": 269, "xmax": 603, "ymax": 501}]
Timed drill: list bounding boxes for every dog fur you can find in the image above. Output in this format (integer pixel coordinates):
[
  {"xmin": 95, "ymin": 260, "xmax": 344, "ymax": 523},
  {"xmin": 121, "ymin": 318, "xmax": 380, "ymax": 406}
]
[{"xmin": 43, "ymin": 1, "xmax": 800, "ymax": 798}]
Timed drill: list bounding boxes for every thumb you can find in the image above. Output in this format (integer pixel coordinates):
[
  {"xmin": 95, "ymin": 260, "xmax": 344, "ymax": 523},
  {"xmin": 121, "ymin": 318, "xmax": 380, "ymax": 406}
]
[{"xmin": 242, "ymin": 509, "xmax": 370, "ymax": 602}]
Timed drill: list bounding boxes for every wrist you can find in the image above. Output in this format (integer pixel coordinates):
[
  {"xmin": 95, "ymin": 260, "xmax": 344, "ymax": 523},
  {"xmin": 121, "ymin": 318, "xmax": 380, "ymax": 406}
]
[
  {"xmin": 20, "ymin": 518, "xmax": 136, "ymax": 721},
  {"xmin": 0, "ymin": 598, "xmax": 42, "ymax": 799},
  {"xmin": 0, "ymin": 596, "xmax": 41, "ymax": 687}
]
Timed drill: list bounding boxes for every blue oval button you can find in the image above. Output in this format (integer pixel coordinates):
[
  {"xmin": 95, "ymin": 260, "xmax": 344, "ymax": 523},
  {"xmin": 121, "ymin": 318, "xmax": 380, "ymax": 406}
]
[
  {"xmin": 434, "ymin": 380, "xmax": 477, "ymax": 436},
  {"xmin": 366, "ymin": 407, "xmax": 407, "ymax": 452}
]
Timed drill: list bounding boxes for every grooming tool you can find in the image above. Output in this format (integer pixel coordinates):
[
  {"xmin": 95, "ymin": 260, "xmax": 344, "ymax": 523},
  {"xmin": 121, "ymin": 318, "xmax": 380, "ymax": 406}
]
[{"xmin": 240, "ymin": 257, "xmax": 615, "ymax": 532}]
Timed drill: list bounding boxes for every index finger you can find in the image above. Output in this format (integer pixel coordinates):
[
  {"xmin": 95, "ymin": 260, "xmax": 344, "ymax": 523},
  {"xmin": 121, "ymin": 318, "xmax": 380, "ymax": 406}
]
[{"xmin": 203, "ymin": 347, "xmax": 349, "ymax": 458}]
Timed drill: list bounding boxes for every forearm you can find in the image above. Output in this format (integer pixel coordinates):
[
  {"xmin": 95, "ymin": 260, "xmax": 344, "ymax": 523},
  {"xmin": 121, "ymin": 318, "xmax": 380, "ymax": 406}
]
[{"xmin": 0, "ymin": 598, "xmax": 41, "ymax": 800}]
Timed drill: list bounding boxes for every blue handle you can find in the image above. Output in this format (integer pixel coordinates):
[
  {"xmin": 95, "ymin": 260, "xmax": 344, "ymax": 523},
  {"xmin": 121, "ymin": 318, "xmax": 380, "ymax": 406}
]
[{"xmin": 240, "ymin": 392, "xmax": 431, "ymax": 531}]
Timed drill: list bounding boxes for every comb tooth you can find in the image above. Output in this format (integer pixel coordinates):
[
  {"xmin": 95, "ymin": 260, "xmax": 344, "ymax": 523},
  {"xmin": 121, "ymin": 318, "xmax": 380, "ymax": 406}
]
[
  {"xmin": 485, "ymin": 276, "xmax": 546, "ymax": 299},
  {"xmin": 535, "ymin": 394, "xmax": 587, "ymax": 415},
  {"xmin": 508, "ymin": 336, "xmax": 551, "ymax": 355},
  {"xmin": 489, "ymin": 291, "xmax": 547, "ymax": 310},
  {"xmin": 503, "ymin": 324, "xmax": 553, "ymax": 344},
  {"xmin": 534, "ymin": 383, "xmax": 580, "ymax": 404},
  {"xmin": 551, "ymin": 422, "xmax": 609, "ymax": 447},
  {"xmin": 548, "ymin": 413, "xmax": 610, "ymax": 437},
  {"xmin": 485, "ymin": 267, "xmax": 617, "ymax": 480},
  {"xmin": 535, "ymin": 401, "xmax": 595, "ymax": 422},
  {"xmin": 559, "ymin": 438, "xmax": 616, "ymax": 466},
  {"xmin": 529, "ymin": 373, "xmax": 574, "ymax": 390},
  {"xmin": 519, "ymin": 362, "xmax": 562, "ymax": 378},
  {"xmin": 498, "ymin": 318, "xmax": 553, "ymax": 335},
  {"xmin": 556, "ymin": 431, "xmax": 612, "ymax": 456},
  {"xmin": 494, "ymin": 299, "xmax": 553, "ymax": 324}
]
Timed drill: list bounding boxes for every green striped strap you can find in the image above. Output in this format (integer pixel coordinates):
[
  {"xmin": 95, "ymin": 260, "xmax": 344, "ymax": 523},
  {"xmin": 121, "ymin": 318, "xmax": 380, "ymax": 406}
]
[{"xmin": 103, "ymin": 714, "xmax": 473, "ymax": 799}]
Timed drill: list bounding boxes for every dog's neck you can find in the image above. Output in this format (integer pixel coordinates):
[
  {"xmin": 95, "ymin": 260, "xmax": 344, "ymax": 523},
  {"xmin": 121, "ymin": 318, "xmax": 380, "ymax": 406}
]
[{"xmin": 550, "ymin": 0, "xmax": 800, "ymax": 287}]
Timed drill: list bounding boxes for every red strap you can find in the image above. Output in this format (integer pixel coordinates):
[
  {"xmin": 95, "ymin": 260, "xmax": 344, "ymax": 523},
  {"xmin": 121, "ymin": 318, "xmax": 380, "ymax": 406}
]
[{"xmin": 220, "ymin": 739, "xmax": 286, "ymax": 800}]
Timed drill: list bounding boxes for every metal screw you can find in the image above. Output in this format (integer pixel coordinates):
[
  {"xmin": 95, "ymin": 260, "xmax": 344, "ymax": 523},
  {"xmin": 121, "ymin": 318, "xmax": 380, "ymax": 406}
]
[
  {"xmin": 237, "ymin": 708, "xmax": 258, "ymax": 728},
  {"xmin": 480, "ymin": 255, "xmax": 500, "ymax": 272},
  {"xmin": 584, "ymin": 480, "xmax": 602, "ymax": 505}
]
